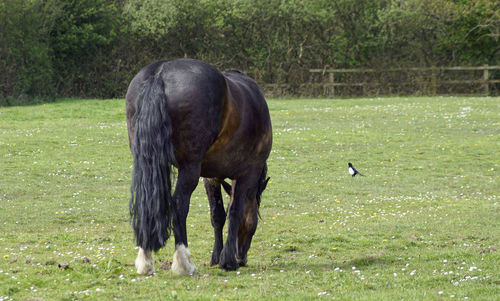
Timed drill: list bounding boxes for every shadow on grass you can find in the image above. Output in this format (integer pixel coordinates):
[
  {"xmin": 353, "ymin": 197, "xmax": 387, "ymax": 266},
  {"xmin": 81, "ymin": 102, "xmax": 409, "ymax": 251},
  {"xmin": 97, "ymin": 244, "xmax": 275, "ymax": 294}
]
[
  {"xmin": 243, "ymin": 252, "xmax": 392, "ymax": 274},
  {"xmin": 340, "ymin": 254, "xmax": 391, "ymax": 269}
]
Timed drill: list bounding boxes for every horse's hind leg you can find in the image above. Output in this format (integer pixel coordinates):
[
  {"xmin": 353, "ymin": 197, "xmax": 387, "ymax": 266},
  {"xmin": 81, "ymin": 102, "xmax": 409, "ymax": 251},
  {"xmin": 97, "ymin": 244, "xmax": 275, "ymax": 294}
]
[
  {"xmin": 171, "ymin": 164, "xmax": 200, "ymax": 275},
  {"xmin": 204, "ymin": 178, "xmax": 226, "ymax": 265}
]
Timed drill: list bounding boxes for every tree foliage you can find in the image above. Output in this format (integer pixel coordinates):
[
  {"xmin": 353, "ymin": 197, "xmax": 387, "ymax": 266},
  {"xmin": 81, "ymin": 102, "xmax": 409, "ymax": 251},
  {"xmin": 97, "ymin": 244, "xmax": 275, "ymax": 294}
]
[
  {"xmin": 0, "ymin": 0, "xmax": 57, "ymax": 104},
  {"xmin": 1, "ymin": 0, "xmax": 499, "ymax": 103},
  {"xmin": 49, "ymin": 0, "xmax": 118, "ymax": 96}
]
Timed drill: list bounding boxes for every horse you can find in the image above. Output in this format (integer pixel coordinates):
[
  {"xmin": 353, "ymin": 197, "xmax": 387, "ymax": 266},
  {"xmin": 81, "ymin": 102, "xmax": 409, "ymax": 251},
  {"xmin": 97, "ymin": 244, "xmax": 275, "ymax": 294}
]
[{"xmin": 125, "ymin": 58, "xmax": 272, "ymax": 275}]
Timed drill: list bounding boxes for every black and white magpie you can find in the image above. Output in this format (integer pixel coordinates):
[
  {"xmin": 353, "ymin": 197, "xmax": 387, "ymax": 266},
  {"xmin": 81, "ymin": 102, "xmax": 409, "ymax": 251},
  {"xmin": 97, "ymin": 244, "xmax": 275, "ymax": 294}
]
[{"xmin": 348, "ymin": 162, "xmax": 364, "ymax": 177}]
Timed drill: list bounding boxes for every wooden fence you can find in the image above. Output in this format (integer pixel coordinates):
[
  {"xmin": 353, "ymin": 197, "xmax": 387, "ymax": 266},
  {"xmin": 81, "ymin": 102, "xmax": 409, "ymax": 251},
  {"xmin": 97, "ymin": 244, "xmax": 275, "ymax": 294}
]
[
  {"xmin": 261, "ymin": 65, "xmax": 500, "ymax": 97},
  {"xmin": 307, "ymin": 65, "xmax": 500, "ymax": 96}
]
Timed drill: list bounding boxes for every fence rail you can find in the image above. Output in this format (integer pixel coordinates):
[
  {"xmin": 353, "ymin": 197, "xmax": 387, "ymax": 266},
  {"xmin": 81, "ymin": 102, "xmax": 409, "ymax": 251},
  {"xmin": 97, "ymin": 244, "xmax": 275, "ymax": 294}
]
[{"xmin": 307, "ymin": 65, "xmax": 500, "ymax": 96}]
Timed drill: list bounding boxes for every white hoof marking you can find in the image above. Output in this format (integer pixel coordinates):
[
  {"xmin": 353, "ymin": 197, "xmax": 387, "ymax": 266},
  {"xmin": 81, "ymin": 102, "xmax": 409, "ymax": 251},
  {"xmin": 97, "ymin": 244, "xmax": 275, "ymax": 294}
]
[
  {"xmin": 172, "ymin": 244, "xmax": 197, "ymax": 275},
  {"xmin": 135, "ymin": 248, "xmax": 155, "ymax": 275}
]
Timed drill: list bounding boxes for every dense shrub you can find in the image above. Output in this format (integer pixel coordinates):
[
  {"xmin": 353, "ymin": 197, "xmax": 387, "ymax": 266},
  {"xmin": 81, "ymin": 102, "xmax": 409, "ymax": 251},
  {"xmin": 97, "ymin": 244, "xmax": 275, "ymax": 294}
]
[
  {"xmin": 1, "ymin": 0, "xmax": 498, "ymax": 104},
  {"xmin": 49, "ymin": 0, "xmax": 119, "ymax": 97},
  {"xmin": 0, "ymin": 0, "xmax": 57, "ymax": 105}
]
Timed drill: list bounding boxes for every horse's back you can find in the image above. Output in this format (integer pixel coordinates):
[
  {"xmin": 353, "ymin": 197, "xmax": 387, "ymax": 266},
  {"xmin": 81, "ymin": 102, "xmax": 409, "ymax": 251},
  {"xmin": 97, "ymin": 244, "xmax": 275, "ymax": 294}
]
[
  {"xmin": 127, "ymin": 59, "xmax": 226, "ymax": 108},
  {"xmin": 165, "ymin": 59, "xmax": 226, "ymax": 104}
]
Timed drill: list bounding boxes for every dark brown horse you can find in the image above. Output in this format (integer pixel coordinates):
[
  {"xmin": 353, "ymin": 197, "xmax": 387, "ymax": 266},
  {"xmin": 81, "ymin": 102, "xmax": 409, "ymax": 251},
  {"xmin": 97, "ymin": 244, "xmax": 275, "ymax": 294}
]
[{"xmin": 126, "ymin": 59, "xmax": 272, "ymax": 275}]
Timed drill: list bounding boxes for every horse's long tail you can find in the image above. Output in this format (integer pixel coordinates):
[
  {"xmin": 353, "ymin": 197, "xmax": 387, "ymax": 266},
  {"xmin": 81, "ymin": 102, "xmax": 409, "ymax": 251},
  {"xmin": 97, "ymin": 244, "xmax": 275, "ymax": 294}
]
[{"xmin": 130, "ymin": 70, "xmax": 175, "ymax": 252}]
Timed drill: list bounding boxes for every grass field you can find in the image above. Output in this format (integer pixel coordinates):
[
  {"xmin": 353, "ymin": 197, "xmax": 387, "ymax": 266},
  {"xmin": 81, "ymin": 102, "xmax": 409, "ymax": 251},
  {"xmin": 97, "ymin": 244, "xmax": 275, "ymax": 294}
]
[{"xmin": 0, "ymin": 96, "xmax": 499, "ymax": 300}]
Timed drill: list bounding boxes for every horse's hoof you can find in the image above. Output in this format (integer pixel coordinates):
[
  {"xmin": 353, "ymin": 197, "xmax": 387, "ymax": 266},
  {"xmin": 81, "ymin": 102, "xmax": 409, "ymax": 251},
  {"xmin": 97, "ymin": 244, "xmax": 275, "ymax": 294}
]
[
  {"xmin": 172, "ymin": 244, "xmax": 197, "ymax": 275},
  {"xmin": 220, "ymin": 261, "xmax": 239, "ymax": 271},
  {"xmin": 210, "ymin": 254, "xmax": 219, "ymax": 266},
  {"xmin": 237, "ymin": 256, "xmax": 247, "ymax": 267},
  {"xmin": 219, "ymin": 251, "xmax": 238, "ymax": 271},
  {"xmin": 136, "ymin": 263, "xmax": 155, "ymax": 275},
  {"xmin": 210, "ymin": 246, "xmax": 223, "ymax": 266},
  {"xmin": 135, "ymin": 248, "xmax": 155, "ymax": 275}
]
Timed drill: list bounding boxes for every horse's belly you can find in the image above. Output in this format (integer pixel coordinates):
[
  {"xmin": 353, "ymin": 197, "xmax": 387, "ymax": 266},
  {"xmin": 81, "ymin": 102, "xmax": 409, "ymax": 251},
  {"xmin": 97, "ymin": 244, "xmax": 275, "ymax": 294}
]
[
  {"xmin": 200, "ymin": 135, "xmax": 271, "ymax": 179},
  {"xmin": 200, "ymin": 150, "xmax": 241, "ymax": 179}
]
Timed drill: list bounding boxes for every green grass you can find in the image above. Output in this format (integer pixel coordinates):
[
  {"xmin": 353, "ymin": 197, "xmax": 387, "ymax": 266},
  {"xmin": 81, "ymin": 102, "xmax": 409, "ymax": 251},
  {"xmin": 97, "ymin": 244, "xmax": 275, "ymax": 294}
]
[{"xmin": 0, "ymin": 97, "xmax": 499, "ymax": 300}]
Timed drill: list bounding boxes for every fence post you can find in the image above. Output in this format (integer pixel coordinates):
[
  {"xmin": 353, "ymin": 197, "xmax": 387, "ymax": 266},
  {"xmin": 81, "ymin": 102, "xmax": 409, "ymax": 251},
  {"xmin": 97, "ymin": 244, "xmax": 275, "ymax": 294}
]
[
  {"xmin": 431, "ymin": 66, "xmax": 437, "ymax": 95},
  {"xmin": 483, "ymin": 64, "xmax": 489, "ymax": 96},
  {"xmin": 329, "ymin": 72, "xmax": 334, "ymax": 96}
]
